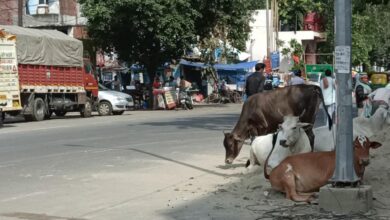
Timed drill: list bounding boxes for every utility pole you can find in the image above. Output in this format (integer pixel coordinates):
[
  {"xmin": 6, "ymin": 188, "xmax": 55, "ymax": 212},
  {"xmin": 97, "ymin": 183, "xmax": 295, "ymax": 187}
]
[
  {"xmin": 332, "ymin": 0, "xmax": 358, "ymax": 183},
  {"xmin": 18, "ymin": 0, "xmax": 23, "ymax": 26},
  {"xmin": 265, "ymin": 0, "xmax": 270, "ymax": 58},
  {"xmin": 319, "ymin": 0, "xmax": 372, "ymax": 213}
]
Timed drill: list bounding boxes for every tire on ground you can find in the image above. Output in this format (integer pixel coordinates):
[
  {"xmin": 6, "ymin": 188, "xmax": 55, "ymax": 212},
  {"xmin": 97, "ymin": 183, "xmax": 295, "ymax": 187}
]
[
  {"xmin": 80, "ymin": 98, "xmax": 92, "ymax": 118},
  {"xmin": 98, "ymin": 101, "xmax": 113, "ymax": 116},
  {"xmin": 31, "ymin": 97, "xmax": 46, "ymax": 121}
]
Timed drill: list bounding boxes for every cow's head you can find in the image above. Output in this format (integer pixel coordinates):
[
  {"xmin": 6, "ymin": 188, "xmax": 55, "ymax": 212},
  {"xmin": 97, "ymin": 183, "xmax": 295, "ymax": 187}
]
[
  {"xmin": 223, "ymin": 132, "xmax": 244, "ymax": 164},
  {"xmin": 278, "ymin": 115, "xmax": 311, "ymax": 148},
  {"xmin": 354, "ymin": 136, "xmax": 381, "ymax": 177}
]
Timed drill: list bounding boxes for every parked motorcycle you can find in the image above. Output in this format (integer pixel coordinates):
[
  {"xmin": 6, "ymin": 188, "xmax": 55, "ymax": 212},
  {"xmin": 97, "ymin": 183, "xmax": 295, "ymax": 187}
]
[{"xmin": 179, "ymin": 90, "xmax": 193, "ymax": 110}]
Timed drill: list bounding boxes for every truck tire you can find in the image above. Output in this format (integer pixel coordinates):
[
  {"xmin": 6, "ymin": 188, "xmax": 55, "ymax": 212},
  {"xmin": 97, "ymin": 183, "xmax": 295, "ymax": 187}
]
[
  {"xmin": 54, "ymin": 111, "xmax": 67, "ymax": 117},
  {"xmin": 31, "ymin": 98, "xmax": 45, "ymax": 121},
  {"xmin": 112, "ymin": 111, "xmax": 124, "ymax": 115},
  {"xmin": 98, "ymin": 101, "xmax": 113, "ymax": 116},
  {"xmin": 80, "ymin": 98, "xmax": 92, "ymax": 118}
]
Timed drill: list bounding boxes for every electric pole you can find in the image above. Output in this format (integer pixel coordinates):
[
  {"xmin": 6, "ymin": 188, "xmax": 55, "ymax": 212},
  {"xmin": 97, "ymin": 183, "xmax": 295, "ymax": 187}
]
[{"xmin": 332, "ymin": 0, "xmax": 358, "ymax": 183}]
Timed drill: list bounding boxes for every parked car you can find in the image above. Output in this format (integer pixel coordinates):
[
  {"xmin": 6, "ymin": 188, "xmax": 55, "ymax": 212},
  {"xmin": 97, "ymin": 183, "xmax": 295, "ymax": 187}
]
[
  {"xmin": 306, "ymin": 73, "xmax": 321, "ymax": 87},
  {"xmin": 98, "ymin": 84, "xmax": 134, "ymax": 116}
]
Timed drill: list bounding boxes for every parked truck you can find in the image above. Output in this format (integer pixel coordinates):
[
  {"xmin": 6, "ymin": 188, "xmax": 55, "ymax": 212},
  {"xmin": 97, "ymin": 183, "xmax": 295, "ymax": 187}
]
[{"xmin": 0, "ymin": 25, "xmax": 98, "ymax": 125}]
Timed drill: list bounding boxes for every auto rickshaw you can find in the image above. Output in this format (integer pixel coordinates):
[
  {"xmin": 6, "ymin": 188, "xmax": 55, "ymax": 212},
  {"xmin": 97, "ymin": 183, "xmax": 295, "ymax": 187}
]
[{"xmin": 370, "ymin": 72, "xmax": 388, "ymax": 90}]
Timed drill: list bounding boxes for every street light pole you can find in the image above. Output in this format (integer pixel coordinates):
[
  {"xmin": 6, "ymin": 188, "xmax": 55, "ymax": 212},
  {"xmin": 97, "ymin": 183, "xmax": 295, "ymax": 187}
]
[{"xmin": 331, "ymin": 0, "xmax": 358, "ymax": 183}]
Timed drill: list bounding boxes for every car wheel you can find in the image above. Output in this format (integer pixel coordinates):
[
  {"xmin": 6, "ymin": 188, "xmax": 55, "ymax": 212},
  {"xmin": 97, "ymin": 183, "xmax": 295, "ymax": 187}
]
[
  {"xmin": 32, "ymin": 98, "xmax": 46, "ymax": 121},
  {"xmin": 112, "ymin": 111, "xmax": 124, "ymax": 115},
  {"xmin": 98, "ymin": 101, "xmax": 112, "ymax": 116}
]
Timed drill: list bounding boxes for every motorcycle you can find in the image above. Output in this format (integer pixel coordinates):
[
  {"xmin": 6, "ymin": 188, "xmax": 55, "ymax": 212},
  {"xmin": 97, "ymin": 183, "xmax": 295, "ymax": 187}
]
[{"xmin": 179, "ymin": 90, "xmax": 193, "ymax": 110}]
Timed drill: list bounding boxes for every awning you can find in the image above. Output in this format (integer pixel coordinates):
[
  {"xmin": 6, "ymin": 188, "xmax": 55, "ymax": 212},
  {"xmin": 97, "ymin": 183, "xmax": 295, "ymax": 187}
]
[{"xmin": 179, "ymin": 59, "xmax": 258, "ymax": 71}]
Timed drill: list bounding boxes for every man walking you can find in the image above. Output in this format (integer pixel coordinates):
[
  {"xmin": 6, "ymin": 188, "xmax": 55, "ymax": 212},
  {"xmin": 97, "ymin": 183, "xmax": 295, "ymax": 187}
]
[{"xmin": 245, "ymin": 63, "xmax": 266, "ymax": 98}]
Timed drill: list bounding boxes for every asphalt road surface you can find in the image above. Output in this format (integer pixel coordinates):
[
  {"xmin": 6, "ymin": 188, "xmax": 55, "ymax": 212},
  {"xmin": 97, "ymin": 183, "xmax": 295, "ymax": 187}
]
[{"xmin": 0, "ymin": 104, "xmax": 351, "ymax": 220}]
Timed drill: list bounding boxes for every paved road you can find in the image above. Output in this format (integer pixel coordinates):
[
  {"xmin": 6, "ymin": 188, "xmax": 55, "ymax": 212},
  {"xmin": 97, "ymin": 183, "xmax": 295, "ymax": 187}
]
[{"xmin": 0, "ymin": 104, "xmax": 348, "ymax": 220}]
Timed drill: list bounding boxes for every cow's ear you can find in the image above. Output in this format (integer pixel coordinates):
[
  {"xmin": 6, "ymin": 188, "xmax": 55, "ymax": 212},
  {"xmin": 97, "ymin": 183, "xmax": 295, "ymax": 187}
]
[{"xmin": 370, "ymin": 141, "xmax": 382, "ymax": 149}]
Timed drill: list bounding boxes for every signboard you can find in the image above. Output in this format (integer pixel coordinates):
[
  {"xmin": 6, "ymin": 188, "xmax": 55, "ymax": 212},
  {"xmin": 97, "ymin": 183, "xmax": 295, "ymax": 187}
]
[
  {"xmin": 164, "ymin": 90, "xmax": 177, "ymax": 110},
  {"xmin": 271, "ymin": 51, "xmax": 280, "ymax": 69},
  {"xmin": 305, "ymin": 64, "xmax": 334, "ymax": 77},
  {"xmin": 0, "ymin": 33, "xmax": 22, "ymax": 111},
  {"xmin": 335, "ymin": 46, "xmax": 351, "ymax": 74}
]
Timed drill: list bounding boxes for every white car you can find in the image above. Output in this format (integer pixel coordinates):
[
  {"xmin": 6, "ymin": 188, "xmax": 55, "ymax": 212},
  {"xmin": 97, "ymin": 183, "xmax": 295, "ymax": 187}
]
[
  {"xmin": 306, "ymin": 73, "xmax": 321, "ymax": 87},
  {"xmin": 98, "ymin": 84, "xmax": 134, "ymax": 116}
]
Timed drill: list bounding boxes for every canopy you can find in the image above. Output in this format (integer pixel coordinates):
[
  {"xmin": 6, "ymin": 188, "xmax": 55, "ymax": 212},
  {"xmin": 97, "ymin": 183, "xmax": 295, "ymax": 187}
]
[
  {"xmin": 180, "ymin": 59, "xmax": 258, "ymax": 71},
  {"xmin": 0, "ymin": 25, "xmax": 83, "ymax": 67}
]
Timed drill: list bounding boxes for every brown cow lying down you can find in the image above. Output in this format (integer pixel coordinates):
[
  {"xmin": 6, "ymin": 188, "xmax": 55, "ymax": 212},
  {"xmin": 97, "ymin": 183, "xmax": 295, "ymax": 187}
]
[{"xmin": 265, "ymin": 136, "xmax": 382, "ymax": 202}]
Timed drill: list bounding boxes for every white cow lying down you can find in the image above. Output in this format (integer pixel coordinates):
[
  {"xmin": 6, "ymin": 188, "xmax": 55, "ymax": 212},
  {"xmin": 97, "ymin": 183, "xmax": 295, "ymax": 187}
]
[
  {"xmin": 313, "ymin": 106, "xmax": 390, "ymax": 152},
  {"xmin": 246, "ymin": 115, "xmax": 312, "ymax": 173},
  {"xmin": 353, "ymin": 106, "xmax": 390, "ymax": 138}
]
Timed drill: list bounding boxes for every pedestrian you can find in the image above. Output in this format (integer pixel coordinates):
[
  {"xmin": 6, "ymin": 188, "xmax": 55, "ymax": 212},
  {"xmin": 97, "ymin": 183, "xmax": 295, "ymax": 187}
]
[
  {"xmin": 368, "ymin": 87, "xmax": 390, "ymax": 114},
  {"xmin": 245, "ymin": 63, "xmax": 266, "ymax": 97},
  {"xmin": 320, "ymin": 69, "xmax": 336, "ymax": 125},
  {"xmin": 153, "ymin": 76, "xmax": 162, "ymax": 89},
  {"xmin": 113, "ymin": 75, "xmax": 121, "ymax": 91},
  {"xmin": 289, "ymin": 70, "xmax": 305, "ymax": 86},
  {"xmin": 355, "ymin": 73, "xmax": 372, "ymax": 117}
]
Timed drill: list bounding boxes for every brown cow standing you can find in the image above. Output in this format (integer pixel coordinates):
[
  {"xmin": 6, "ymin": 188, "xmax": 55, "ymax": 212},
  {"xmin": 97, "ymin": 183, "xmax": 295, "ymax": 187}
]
[
  {"xmin": 264, "ymin": 136, "xmax": 381, "ymax": 202},
  {"xmin": 223, "ymin": 84, "xmax": 331, "ymax": 164}
]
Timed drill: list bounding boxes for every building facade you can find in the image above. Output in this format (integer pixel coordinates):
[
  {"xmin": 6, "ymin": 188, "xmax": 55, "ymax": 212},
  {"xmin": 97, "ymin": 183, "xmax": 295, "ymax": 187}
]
[{"xmin": 0, "ymin": 0, "xmax": 87, "ymax": 39}]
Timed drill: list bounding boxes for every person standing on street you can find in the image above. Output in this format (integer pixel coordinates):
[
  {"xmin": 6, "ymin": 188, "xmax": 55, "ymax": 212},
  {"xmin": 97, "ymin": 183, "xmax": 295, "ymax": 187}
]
[
  {"xmin": 320, "ymin": 69, "xmax": 336, "ymax": 125},
  {"xmin": 289, "ymin": 70, "xmax": 305, "ymax": 86},
  {"xmin": 245, "ymin": 63, "xmax": 266, "ymax": 97},
  {"xmin": 355, "ymin": 73, "xmax": 372, "ymax": 117}
]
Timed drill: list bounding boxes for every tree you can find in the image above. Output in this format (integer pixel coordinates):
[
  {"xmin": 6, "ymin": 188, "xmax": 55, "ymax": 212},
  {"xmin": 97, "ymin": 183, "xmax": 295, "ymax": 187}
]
[
  {"xmin": 80, "ymin": 0, "xmax": 199, "ymax": 80},
  {"xmin": 80, "ymin": 0, "xmax": 264, "ymax": 78}
]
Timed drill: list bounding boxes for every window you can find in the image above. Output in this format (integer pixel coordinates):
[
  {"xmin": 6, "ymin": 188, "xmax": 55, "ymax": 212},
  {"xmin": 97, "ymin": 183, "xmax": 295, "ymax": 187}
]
[{"xmin": 39, "ymin": 0, "xmax": 48, "ymax": 4}]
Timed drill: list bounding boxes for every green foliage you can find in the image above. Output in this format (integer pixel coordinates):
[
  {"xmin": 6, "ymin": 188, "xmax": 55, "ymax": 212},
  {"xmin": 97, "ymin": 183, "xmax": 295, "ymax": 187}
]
[
  {"xmin": 318, "ymin": 0, "xmax": 390, "ymax": 67},
  {"xmin": 280, "ymin": 39, "xmax": 304, "ymax": 71},
  {"xmin": 80, "ymin": 0, "xmax": 199, "ymax": 78},
  {"xmin": 278, "ymin": 0, "xmax": 325, "ymax": 31},
  {"xmin": 80, "ymin": 0, "xmax": 263, "ymax": 80}
]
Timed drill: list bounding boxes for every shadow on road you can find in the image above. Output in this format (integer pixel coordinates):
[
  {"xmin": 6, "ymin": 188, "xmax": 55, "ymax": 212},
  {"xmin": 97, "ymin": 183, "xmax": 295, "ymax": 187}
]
[
  {"xmin": 135, "ymin": 113, "xmax": 240, "ymax": 131},
  {"xmin": 129, "ymin": 148, "xmax": 243, "ymax": 178}
]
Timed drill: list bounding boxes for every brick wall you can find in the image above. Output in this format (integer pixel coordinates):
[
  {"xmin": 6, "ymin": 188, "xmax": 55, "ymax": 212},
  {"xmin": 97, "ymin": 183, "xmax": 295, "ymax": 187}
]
[
  {"xmin": 60, "ymin": 0, "xmax": 77, "ymax": 16},
  {"xmin": 0, "ymin": 0, "xmax": 18, "ymax": 25}
]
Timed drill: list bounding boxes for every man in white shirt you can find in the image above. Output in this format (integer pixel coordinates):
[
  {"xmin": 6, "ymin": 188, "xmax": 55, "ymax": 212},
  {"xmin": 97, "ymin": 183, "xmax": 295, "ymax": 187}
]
[
  {"xmin": 320, "ymin": 69, "xmax": 336, "ymax": 125},
  {"xmin": 368, "ymin": 87, "xmax": 390, "ymax": 114}
]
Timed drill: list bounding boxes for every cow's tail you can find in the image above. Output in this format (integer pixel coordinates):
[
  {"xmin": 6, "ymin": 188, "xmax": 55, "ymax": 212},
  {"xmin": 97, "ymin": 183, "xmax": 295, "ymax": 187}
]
[
  {"xmin": 314, "ymin": 86, "xmax": 332, "ymax": 130},
  {"xmin": 264, "ymin": 133, "xmax": 278, "ymax": 180}
]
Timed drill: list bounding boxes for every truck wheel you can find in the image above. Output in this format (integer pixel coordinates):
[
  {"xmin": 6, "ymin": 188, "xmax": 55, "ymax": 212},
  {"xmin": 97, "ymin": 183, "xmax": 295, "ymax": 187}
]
[
  {"xmin": 98, "ymin": 101, "xmax": 112, "ymax": 116},
  {"xmin": 32, "ymin": 98, "xmax": 45, "ymax": 121},
  {"xmin": 54, "ymin": 111, "xmax": 67, "ymax": 117},
  {"xmin": 80, "ymin": 98, "xmax": 92, "ymax": 118},
  {"xmin": 112, "ymin": 111, "xmax": 124, "ymax": 115}
]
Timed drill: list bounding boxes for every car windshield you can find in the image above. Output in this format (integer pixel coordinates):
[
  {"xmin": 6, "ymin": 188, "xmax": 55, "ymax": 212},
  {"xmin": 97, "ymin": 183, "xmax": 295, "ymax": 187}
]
[
  {"xmin": 307, "ymin": 74, "xmax": 320, "ymax": 82},
  {"xmin": 98, "ymin": 83, "xmax": 110, "ymax": 91}
]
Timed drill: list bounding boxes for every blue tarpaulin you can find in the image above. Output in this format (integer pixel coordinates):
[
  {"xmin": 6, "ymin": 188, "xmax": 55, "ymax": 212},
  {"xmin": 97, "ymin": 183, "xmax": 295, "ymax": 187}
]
[{"xmin": 179, "ymin": 59, "xmax": 258, "ymax": 71}]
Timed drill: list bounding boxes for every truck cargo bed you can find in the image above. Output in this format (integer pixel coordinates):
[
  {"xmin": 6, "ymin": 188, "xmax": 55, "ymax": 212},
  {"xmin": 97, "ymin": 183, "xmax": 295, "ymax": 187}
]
[{"xmin": 18, "ymin": 64, "xmax": 85, "ymax": 93}]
